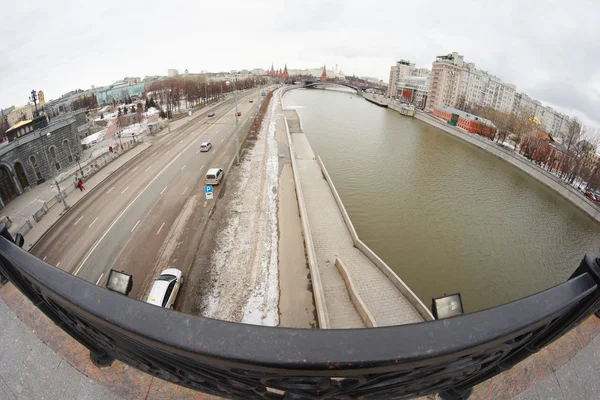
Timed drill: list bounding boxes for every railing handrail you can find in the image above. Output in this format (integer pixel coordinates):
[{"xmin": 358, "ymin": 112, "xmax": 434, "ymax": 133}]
[{"xmin": 1, "ymin": 225, "xmax": 600, "ymax": 398}]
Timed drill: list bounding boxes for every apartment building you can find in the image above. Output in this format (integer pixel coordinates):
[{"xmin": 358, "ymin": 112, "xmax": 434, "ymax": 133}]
[
  {"xmin": 512, "ymin": 92, "xmax": 572, "ymax": 137},
  {"xmin": 387, "ymin": 60, "xmax": 431, "ymax": 108},
  {"xmin": 426, "ymin": 52, "xmax": 515, "ymax": 113}
]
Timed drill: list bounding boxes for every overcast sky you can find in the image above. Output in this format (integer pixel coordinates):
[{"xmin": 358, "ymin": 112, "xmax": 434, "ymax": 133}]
[{"xmin": 2, "ymin": 0, "xmax": 599, "ymax": 126}]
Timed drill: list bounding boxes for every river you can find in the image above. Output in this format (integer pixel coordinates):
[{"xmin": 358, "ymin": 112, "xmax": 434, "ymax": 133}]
[{"xmin": 283, "ymin": 87, "xmax": 600, "ymax": 313}]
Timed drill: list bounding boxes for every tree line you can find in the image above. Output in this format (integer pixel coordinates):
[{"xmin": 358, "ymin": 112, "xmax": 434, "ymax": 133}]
[
  {"xmin": 146, "ymin": 76, "xmax": 267, "ymax": 119},
  {"xmin": 454, "ymin": 96, "xmax": 600, "ymax": 192}
]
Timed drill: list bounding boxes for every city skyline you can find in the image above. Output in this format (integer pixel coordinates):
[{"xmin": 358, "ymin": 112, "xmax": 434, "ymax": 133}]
[{"xmin": 2, "ymin": 0, "xmax": 599, "ymax": 126}]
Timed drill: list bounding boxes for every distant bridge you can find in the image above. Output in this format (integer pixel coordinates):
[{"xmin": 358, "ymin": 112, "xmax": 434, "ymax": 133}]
[
  {"xmin": 302, "ymin": 80, "xmax": 387, "ymax": 95},
  {"xmin": 303, "ymin": 81, "xmax": 364, "ymax": 94}
]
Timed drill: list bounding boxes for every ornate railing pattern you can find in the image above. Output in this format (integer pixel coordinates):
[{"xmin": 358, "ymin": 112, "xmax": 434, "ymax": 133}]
[{"xmin": 1, "ymin": 224, "xmax": 599, "ymax": 400}]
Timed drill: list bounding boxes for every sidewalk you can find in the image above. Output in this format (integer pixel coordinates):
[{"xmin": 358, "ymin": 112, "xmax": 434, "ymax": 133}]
[{"xmin": 16, "ymin": 143, "xmax": 152, "ymax": 250}]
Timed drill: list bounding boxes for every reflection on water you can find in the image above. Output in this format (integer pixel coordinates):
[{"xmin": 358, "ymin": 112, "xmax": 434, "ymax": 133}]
[{"xmin": 283, "ymin": 88, "xmax": 600, "ymax": 312}]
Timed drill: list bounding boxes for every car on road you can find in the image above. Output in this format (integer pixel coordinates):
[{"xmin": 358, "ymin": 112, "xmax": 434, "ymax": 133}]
[
  {"xmin": 237, "ymin": 111, "xmax": 242, "ymax": 116},
  {"xmin": 146, "ymin": 268, "xmax": 184, "ymax": 309},
  {"xmin": 249, "ymin": 100, "xmax": 253, "ymax": 103},
  {"xmin": 584, "ymin": 190, "xmax": 600, "ymax": 203},
  {"xmin": 205, "ymin": 168, "xmax": 224, "ymax": 185},
  {"xmin": 200, "ymin": 141, "xmax": 212, "ymax": 152},
  {"xmin": 208, "ymin": 112, "xmax": 215, "ymax": 117}
]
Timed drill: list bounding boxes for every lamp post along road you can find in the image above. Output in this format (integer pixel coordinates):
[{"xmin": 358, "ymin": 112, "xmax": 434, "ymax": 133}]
[{"xmin": 54, "ymin": 178, "xmax": 69, "ymax": 210}]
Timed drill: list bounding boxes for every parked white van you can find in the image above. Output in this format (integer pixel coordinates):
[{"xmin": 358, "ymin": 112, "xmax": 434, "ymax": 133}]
[{"xmin": 205, "ymin": 168, "xmax": 224, "ymax": 185}]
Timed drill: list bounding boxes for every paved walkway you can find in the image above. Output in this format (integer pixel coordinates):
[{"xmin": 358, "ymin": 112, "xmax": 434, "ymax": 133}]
[{"xmin": 287, "ymin": 111, "xmax": 423, "ymax": 328}]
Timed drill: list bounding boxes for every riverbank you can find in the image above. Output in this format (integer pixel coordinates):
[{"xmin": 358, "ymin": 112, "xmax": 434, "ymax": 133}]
[{"xmin": 415, "ymin": 111, "xmax": 600, "ymax": 224}]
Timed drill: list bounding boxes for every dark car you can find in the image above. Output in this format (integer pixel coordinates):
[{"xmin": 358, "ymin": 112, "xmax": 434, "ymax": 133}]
[
  {"xmin": 584, "ymin": 190, "xmax": 600, "ymax": 203},
  {"xmin": 208, "ymin": 112, "xmax": 215, "ymax": 117},
  {"xmin": 249, "ymin": 100, "xmax": 253, "ymax": 103}
]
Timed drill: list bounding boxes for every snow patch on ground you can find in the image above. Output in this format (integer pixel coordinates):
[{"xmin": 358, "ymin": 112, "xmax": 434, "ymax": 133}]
[{"xmin": 203, "ymin": 90, "xmax": 280, "ymax": 326}]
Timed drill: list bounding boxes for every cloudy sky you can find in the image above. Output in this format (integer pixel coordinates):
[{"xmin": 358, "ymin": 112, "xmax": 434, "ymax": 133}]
[{"xmin": 2, "ymin": 0, "xmax": 599, "ymax": 125}]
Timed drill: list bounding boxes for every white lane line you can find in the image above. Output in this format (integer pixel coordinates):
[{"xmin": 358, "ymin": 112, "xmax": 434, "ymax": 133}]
[
  {"xmin": 166, "ymin": 150, "xmax": 170, "ymax": 155},
  {"xmin": 74, "ymin": 215, "xmax": 84, "ymax": 225},
  {"xmin": 43, "ymin": 256, "xmax": 47, "ymax": 261},
  {"xmin": 181, "ymin": 164, "xmax": 186, "ymax": 171},
  {"xmin": 196, "ymin": 149, "xmax": 200, "ymax": 154},
  {"xmin": 167, "ymin": 140, "xmax": 172, "ymax": 145},
  {"xmin": 56, "ymin": 262, "xmax": 61, "ymax": 267},
  {"xmin": 74, "ymin": 127, "xmax": 204, "ymax": 276},
  {"xmin": 160, "ymin": 186, "xmax": 168, "ymax": 195},
  {"xmin": 131, "ymin": 220, "xmax": 140, "ymax": 233},
  {"xmin": 182, "ymin": 187, "xmax": 188, "ymax": 195},
  {"xmin": 106, "ymin": 187, "xmax": 115, "ymax": 194},
  {"xmin": 216, "ymin": 129, "xmax": 220, "ymax": 133},
  {"xmin": 121, "ymin": 187, "xmax": 129, "ymax": 194},
  {"xmin": 89, "ymin": 217, "xmax": 98, "ymax": 228},
  {"xmin": 145, "ymin": 165, "xmax": 152, "ymax": 172},
  {"xmin": 200, "ymin": 164, "xmax": 204, "ymax": 170},
  {"xmin": 179, "ymin": 139, "xmax": 183, "ymax": 144},
  {"xmin": 221, "ymin": 138, "xmax": 224, "ymax": 143},
  {"xmin": 96, "ymin": 273, "xmax": 104, "ymax": 285},
  {"xmin": 132, "ymin": 166, "xmax": 138, "ymax": 172},
  {"xmin": 212, "ymin": 150, "xmax": 215, "ymax": 154},
  {"xmin": 156, "ymin": 222, "xmax": 165, "ymax": 235}
]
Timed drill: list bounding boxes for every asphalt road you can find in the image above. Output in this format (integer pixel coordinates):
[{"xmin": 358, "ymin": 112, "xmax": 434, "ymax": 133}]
[{"xmin": 31, "ymin": 89, "xmax": 262, "ymax": 295}]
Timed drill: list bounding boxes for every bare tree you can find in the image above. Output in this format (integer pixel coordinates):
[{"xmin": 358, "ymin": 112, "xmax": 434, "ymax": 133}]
[{"xmin": 562, "ymin": 118, "xmax": 582, "ymax": 152}]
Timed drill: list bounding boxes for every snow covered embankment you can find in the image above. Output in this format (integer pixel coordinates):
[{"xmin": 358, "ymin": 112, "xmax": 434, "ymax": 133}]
[{"xmin": 204, "ymin": 91, "xmax": 280, "ymax": 326}]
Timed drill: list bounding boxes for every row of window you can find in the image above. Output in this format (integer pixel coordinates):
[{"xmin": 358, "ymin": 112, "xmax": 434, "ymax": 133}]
[{"xmin": 28, "ymin": 140, "xmax": 75, "ymax": 180}]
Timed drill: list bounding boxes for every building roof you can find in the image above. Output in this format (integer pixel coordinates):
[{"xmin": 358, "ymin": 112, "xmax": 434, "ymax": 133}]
[
  {"xmin": 436, "ymin": 104, "xmax": 496, "ymax": 128},
  {"xmin": 6, "ymin": 119, "xmax": 32, "ymax": 133}
]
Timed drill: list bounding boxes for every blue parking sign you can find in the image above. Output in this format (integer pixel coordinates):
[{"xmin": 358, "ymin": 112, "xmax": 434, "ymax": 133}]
[{"xmin": 204, "ymin": 185, "xmax": 213, "ymax": 194}]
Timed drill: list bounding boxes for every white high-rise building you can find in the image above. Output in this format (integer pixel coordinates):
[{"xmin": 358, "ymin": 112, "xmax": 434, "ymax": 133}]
[
  {"xmin": 168, "ymin": 69, "xmax": 179, "ymax": 78},
  {"xmin": 386, "ymin": 60, "xmax": 431, "ymax": 108},
  {"xmin": 426, "ymin": 52, "xmax": 515, "ymax": 113},
  {"xmin": 512, "ymin": 92, "xmax": 573, "ymax": 138}
]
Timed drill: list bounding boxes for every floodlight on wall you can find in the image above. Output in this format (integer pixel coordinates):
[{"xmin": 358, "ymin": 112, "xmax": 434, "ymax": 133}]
[
  {"xmin": 432, "ymin": 293, "xmax": 464, "ymax": 320},
  {"xmin": 105, "ymin": 269, "xmax": 133, "ymax": 296}
]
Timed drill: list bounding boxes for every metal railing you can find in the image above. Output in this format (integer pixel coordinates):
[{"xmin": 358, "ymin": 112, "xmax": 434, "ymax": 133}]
[{"xmin": 0, "ymin": 224, "xmax": 599, "ymax": 399}]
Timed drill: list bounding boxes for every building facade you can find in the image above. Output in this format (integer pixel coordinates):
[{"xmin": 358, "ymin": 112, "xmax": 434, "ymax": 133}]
[
  {"xmin": 168, "ymin": 69, "xmax": 179, "ymax": 78},
  {"xmin": 0, "ymin": 111, "xmax": 86, "ymax": 208},
  {"xmin": 95, "ymin": 83, "xmax": 145, "ymax": 105},
  {"xmin": 6, "ymin": 105, "xmax": 35, "ymax": 128},
  {"xmin": 433, "ymin": 104, "xmax": 497, "ymax": 139},
  {"xmin": 426, "ymin": 52, "xmax": 516, "ymax": 114},
  {"xmin": 512, "ymin": 92, "xmax": 572, "ymax": 138}
]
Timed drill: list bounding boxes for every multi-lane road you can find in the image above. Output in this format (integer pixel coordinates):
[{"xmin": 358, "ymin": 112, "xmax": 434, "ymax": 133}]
[{"xmin": 31, "ymin": 89, "xmax": 262, "ymax": 298}]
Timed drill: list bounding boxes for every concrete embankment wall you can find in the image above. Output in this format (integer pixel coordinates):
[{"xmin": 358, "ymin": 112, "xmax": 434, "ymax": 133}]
[
  {"xmin": 279, "ymin": 86, "xmax": 331, "ymax": 329},
  {"xmin": 415, "ymin": 112, "xmax": 600, "ymax": 223}
]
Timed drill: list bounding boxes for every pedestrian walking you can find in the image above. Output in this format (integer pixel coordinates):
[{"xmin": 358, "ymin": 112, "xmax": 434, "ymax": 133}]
[{"xmin": 78, "ymin": 179, "xmax": 85, "ymax": 192}]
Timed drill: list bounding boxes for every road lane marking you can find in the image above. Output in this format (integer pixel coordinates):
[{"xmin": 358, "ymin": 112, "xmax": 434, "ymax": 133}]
[
  {"xmin": 182, "ymin": 187, "xmax": 188, "ymax": 195},
  {"xmin": 160, "ymin": 186, "xmax": 167, "ymax": 195},
  {"xmin": 156, "ymin": 222, "xmax": 165, "ymax": 235},
  {"xmin": 145, "ymin": 165, "xmax": 152, "ymax": 172},
  {"xmin": 132, "ymin": 166, "xmax": 138, "ymax": 172},
  {"xmin": 181, "ymin": 164, "xmax": 186, "ymax": 171},
  {"xmin": 96, "ymin": 273, "xmax": 104, "ymax": 285},
  {"xmin": 56, "ymin": 262, "xmax": 61, "ymax": 267},
  {"xmin": 212, "ymin": 150, "xmax": 215, "ymax": 154},
  {"xmin": 74, "ymin": 123, "xmax": 205, "ymax": 276},
  {"xmin": 106, "ymin": 187, "xmax": 115, "ymax": 194},
  {"xmin": 166, "ymin": 150, "xmax": 170, "ymax": 155},
  {"xmin": 179, "ymin": 139, "xmax": 183, "ymax": 144},
  {"xmin": 196, "ymin": 149, "xmax": 201, "ymax": 154},
  {"xmin": 131, "ymin": 220, "xmax": 140, "ymax": 233},
  {"xmin": 121, "ymin": 187, "xmax": 129, "ymax": 194},
  {"xmin": 221, "ymin": 138, "xmax": 224, "ymax": 143},
  {"xmin": 43, "ymin": 256, "xmax": 47, "ymax": 261},
  {"xmin": 74, "ymin": 215, "xmax": 84, "ymax": 225},
  {"xmin": 89, "ymin": 217, "xmax": 99, "ymax": 228},
  {"xmin": 167, "ymin": 140, "xmax": 172, "ymax": 145},
  {"xmin": 200, "ymin": 164, "xmax": 204, "ymax": 169}
]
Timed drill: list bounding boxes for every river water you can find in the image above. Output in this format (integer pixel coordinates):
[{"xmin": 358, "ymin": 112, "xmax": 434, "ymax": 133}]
[{"xmin": 283, "ymin": 87, "xmax": 600, "ymax": 313}]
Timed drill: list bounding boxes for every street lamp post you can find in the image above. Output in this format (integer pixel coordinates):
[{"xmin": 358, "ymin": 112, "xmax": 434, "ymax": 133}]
[
  {"xmin": 54, "ymin": 178, "xmax": 69, "ymax": 211},
  {"xmin": 74, "ymin": 153, "xmax": 83, "ymax": 175},
  {"xmin": 226, "ymin": 81, "xmax": 240, "ymax": 164}
]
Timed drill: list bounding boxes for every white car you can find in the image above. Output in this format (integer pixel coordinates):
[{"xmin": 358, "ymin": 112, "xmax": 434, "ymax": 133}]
[
  {"xmin": 146, "ymin": 268, "xmax": 184, "ymax": 309},
  {"xmin": 205, "ymin": 168, "xmax": 224, "ymax": 185},
  {"xmin": 200, "ymin": 141, "xmax": 212, "ymax": 152}
]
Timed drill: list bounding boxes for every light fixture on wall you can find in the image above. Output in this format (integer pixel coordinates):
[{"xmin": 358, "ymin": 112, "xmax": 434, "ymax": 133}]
[{"xmin": 432, "ymin": 293, "xmax": 464, "ymax": 320}]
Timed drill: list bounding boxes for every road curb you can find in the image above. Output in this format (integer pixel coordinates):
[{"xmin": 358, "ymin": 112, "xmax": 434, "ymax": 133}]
[{"xmin": 29, "ymin": 143, "xmax": 154, "ymax": 252}]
